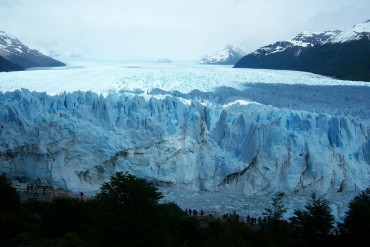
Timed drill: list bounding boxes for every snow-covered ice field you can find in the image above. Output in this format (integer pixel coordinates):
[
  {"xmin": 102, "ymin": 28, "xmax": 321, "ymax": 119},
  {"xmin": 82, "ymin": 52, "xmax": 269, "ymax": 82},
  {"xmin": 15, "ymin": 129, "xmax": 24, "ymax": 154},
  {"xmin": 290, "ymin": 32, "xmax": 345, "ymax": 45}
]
[
  {"xmin": 1, "ymin": 59, "xmax": 369, "ymax": 121},
  {"xmin": 1, "ymin": 59, "xmax": 369, "ymax": 96},
  {"xmin": 0, "ymin": 58, "xmax": 370, "ymax": 220}
]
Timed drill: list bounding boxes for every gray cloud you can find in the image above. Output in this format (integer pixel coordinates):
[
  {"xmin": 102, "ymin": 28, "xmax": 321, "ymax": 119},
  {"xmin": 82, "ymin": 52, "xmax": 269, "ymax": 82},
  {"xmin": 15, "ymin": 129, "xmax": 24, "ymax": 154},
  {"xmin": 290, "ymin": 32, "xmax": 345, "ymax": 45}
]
[
  {"xmin": 0, "ymin": 0, "xmax": 368, "ymax": 61},
  {"xmin": 304, "ymin": 4, "xmax": 370, "ymax": 31}
]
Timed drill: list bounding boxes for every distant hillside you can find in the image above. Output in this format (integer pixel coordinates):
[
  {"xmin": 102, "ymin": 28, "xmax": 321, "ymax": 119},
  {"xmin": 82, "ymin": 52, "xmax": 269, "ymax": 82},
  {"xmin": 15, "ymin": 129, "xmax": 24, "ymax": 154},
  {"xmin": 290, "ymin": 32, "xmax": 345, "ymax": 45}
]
[
  {"xmin": 0, "ymin": 31, "xmax": 65, "ymax": 72},
  {"xmin": 0, "ymin": 55, "xmax": 23, "ymax": 72},
  {"xmin": 200, "ymin": 46, "xmax": 244, "ymax": 65},
  {"xmin": 234, "ymin": 20, "xmax": 370, "ymax": 82}
]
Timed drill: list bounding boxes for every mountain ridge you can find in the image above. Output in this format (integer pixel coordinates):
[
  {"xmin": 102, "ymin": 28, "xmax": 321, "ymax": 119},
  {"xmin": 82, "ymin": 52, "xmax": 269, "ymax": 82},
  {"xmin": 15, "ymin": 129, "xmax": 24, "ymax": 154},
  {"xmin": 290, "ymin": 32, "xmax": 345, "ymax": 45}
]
[
  {"xmin": 234, "ymin": 20, "xmax": 370, "ymax": 82},
  {"xmin": 0, "ymin": 31, "xmax": 65, "ymax": 72}
]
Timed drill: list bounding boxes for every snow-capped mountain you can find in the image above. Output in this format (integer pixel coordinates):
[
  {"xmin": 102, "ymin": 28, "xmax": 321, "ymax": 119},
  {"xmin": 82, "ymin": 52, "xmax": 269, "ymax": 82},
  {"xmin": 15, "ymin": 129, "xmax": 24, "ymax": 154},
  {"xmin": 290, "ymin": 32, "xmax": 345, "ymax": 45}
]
[
  {"xmin": 0, "ymin": 31, "xmax": 65, "ymax": 71},
  {"xmin": 234, "ymin": 20, "xmax": 370, "ymax": 81},
  {"xmin": 251, "ymin": 31, "xmax": 340, "ymax": 57},
  {"xmin": 330, "ymin": 19, "xmax": 370, "ymax": 43},
  {"xmin": 200, "ymin": 46, "xmax": 244, "ymax": 65}
]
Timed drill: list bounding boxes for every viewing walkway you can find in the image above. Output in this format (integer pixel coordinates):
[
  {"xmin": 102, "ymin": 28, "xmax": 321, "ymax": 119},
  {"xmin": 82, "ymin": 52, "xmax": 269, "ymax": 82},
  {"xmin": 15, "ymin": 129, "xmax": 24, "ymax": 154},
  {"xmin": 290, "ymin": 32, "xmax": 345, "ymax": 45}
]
[{"xmin": 13, "ymin": 182, "xmax": 84, "ymax": 203}]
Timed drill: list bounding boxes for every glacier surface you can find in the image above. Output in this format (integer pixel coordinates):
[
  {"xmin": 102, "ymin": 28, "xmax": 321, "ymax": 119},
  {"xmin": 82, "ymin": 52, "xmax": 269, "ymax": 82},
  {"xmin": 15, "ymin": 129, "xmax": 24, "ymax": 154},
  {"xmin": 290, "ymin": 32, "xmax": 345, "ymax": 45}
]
[{"xmin": 0, "ymin": 61, "xmax": 369, "ymax": 220}]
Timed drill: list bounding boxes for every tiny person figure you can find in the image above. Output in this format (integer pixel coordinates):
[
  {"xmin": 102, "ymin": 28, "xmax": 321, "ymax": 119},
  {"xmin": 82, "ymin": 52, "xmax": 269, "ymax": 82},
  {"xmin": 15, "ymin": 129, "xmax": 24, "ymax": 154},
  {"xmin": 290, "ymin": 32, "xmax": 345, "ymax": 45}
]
[
  {"xmin": 50, "ymin": 189, "xmax": 55, "ymax": 199},
  {"xmin": 33, "ymin": 187, "xmax": 38, "ymax": 198},
  {"xmin": 80, "ymin": 191, "xmax": 84, "ymax": 200}
]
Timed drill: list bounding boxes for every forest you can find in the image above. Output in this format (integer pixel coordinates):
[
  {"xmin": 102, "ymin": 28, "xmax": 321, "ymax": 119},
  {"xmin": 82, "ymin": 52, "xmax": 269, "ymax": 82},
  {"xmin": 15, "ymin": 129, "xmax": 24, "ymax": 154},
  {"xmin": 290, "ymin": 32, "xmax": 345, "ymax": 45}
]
[{"xmin": 0, "ymin": 173, "xmax": 369, "ymax": 246}]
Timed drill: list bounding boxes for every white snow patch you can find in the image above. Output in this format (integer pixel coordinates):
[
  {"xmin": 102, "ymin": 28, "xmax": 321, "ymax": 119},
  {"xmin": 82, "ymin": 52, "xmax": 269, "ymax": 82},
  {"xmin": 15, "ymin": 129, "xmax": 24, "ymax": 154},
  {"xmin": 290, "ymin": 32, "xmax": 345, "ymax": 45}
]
[
  {"xmin": 330, "ymin": 20, "xmax": 370, "ymax": 43},
  {"xmin": 223, "ymin": 99, "xmax": 257, "ymax": 107}
]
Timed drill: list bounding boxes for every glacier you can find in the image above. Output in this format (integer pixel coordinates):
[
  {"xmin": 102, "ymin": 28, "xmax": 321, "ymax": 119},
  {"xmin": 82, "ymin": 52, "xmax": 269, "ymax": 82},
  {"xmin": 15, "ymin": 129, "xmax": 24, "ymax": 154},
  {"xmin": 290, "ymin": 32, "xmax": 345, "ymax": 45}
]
[{"xmin": 0, "ymin": 61, "xmax": 369, "ymax": 220}]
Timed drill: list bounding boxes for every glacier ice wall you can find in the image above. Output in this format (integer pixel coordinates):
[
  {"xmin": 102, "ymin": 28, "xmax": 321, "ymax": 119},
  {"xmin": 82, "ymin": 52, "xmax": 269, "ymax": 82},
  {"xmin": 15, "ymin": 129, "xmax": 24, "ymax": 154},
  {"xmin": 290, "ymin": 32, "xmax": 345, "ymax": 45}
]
[{"xmin": 0, "ymin": 89, "xmax": 369, "ymax": 195}]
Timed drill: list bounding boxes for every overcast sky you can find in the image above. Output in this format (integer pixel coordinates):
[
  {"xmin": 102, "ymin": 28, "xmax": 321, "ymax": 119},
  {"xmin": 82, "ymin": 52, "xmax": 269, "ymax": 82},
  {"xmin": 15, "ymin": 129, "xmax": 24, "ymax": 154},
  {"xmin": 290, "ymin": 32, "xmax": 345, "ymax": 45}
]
[{"xmin": 0, "ymin": 0, "xmax": 369, "ymax": 61}]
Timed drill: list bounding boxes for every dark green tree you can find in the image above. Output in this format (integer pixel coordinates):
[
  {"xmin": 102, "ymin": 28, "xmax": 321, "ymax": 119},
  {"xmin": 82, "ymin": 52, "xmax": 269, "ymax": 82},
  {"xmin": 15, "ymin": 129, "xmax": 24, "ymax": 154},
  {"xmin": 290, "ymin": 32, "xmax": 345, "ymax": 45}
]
[
  {"xmin": 263, "ymin": 192, "xmax": 287, "ymax": 221},
  {"xmin": 341, "ymin": 188, "xmax": 370, "ymax": 242},
  {"xmin": 93, "ymin": 172, "xmax": 168, "ymax": 246},
  {"xmin": 0, "ymin": 174, "xmax": 20, "ymax": 214},
  {"xmin": 56, "ymin": 232, "xmax": 87, "ymax": 247},
  {"xmin": 95, "ymin": 171, "xmax": 162, "ymax": 210},
  {"xmin": 40, "ymin": 198, "xmax": 92, "ymax": 239},
  {"xmin": 0, "ymin": 174, "xmax": 22, "ymax": 242},
  {"xmin": 261, "ymin": 192, "xmax": 290, "ymax": 246},
  {"xmin": 290, "ymin": 192, "xmax": 334, "ymax": 245}
]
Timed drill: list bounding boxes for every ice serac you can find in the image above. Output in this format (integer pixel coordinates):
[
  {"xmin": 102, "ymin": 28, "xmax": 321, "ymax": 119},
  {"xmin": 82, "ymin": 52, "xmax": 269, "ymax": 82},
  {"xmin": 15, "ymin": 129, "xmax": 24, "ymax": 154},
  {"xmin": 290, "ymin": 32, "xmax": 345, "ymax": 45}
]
[{"xmin": 0, "ymin": 89, "xmax": 369, "ymax": 195}]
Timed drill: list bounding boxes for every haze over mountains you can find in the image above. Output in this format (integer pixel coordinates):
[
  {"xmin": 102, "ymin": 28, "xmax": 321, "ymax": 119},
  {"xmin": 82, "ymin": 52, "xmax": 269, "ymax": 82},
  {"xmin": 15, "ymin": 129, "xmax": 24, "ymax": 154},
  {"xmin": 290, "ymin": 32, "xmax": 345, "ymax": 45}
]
[
  {"xmin": 2, "ymin": 18, "xmax": 369, "ymax": 83},
  {"xmin": 0, "ymin": 31, "xmax": 65, "ymax": 72},
  {"xmin": 234, "ymin": 20, "xmax": 370, "ymax": 82}
]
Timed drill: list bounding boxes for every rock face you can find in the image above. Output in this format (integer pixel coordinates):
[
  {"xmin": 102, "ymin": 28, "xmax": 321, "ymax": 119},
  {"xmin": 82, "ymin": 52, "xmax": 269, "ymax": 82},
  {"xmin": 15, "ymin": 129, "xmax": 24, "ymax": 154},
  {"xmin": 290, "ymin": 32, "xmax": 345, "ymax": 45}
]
[
  {"xmin": 0, "ymin": 55, "xmax": 23, "ymax": 72},
  {"xmin": 0, "ymin": 31, "xmax": 65, "ymax": 71},
  {"xmin": 234, "ymin": 20, "xmax": 370, "ymax": 82},
  {"xmin": 0, "ymin": 89, "xmax": 369, "ymax": 195},
  {"xmin": 200, "ymin": 46, "xmax": 244, "ymax": 65}
]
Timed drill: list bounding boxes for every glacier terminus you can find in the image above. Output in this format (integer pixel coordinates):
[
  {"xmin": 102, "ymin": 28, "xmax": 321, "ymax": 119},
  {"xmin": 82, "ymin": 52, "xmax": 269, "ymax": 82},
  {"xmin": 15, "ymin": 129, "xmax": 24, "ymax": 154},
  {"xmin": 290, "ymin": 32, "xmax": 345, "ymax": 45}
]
[{"xmin": 0, "ymin": 61, "xmax": 369, "ymax": 220}]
